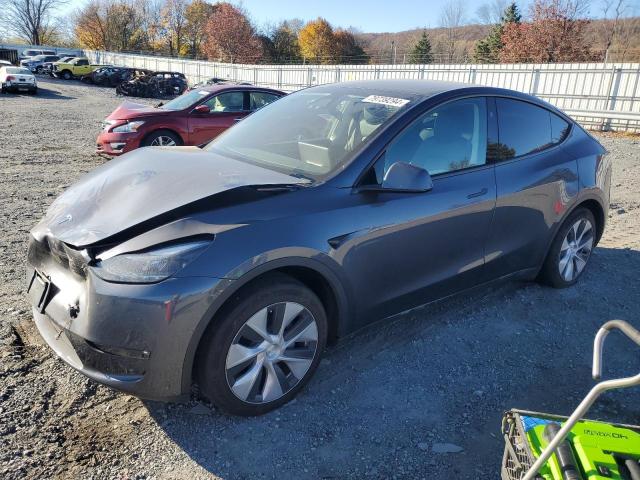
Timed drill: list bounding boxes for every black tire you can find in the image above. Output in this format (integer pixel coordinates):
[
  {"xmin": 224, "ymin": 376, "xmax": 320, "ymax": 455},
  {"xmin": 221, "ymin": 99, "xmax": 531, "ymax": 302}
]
[
  {"xmin": 538, "ymin": 207, "xmax": 596, "ymax": 288},
  {"xmin": 141, "ymin": 129, "xmax": 182, "ymax": 147},
  {"xmin": 30, "ymin": 87, "xmax": 37, "ymax": 95},
  {"xmin": 196, "ymin": 273, "xmax": 328, "ymax": 416},
  {"xmin": 61, "ymin": 70, "xmax": 72, "ymax": 80}
]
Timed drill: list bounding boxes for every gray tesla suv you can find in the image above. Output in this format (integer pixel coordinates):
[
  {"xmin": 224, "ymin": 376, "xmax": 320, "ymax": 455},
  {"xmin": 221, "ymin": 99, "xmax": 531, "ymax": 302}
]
[{"xmin": 26, "ymin": 80, "xmax": 610, "ymax": 415}]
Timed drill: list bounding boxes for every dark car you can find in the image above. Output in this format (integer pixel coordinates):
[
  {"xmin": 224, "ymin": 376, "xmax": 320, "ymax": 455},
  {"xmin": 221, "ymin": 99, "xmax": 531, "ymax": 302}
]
[
  {"xmin": 96, "ymin": 84, "xmax": 285, "ymax": 155},
  {"xmin": 115, "ymin": 71, "xmax": 188, "ymax": 99},
  {"xmin": 20, "ymin": 54, "xmax": 60, "ymax": 73},
  {"xmin": 27, "ymin": 80, "xmax": 610, "ymax": 416},
  {"xmin": 82, "ymin": 67, "xmax": 152, "ymax": 87}
]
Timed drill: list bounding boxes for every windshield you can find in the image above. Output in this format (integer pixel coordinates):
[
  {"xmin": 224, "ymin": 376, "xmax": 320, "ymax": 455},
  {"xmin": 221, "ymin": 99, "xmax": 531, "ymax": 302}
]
[
  {"xmin": 205, "ymin": 86, "xmax": 412, "ymax": 180},
  {"xmin": 6, "ymin": 68, "xmax": 32, "ymax": 75},
  {"xmin": 161, "ymin": 89, "xmax": 209, "ymax": 111}
]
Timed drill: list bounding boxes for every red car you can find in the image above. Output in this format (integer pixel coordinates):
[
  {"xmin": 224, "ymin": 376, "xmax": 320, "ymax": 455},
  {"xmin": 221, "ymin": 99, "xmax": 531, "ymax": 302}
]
[{"xmin": 96, "ymin": 84, "xmax": 285, "ymax": 156}]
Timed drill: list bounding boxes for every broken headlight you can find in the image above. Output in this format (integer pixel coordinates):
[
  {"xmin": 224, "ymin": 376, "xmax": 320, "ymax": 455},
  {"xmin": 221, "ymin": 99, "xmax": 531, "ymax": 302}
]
[
  {"xmin": 112, "ymin": 120, "xmax": 145, "ymax": 133},
  {"xmin": 92, "ymin": 240, "xmax": 211, "ymax": 283}
]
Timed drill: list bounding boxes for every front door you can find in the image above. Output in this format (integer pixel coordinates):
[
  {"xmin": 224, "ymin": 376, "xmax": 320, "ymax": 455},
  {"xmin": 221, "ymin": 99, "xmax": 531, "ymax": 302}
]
[
  {"xmin": 339, "ymin": 97, "xmax": 497, "ymax": 325},
  {"xmin": 189, "ymin": 91, "xmax": 248, "ymax": 146}
]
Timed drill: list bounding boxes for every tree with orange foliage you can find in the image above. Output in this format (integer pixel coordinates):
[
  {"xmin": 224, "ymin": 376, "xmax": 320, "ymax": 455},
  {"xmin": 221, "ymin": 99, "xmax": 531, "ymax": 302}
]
[
  {"xmin": 298, "ymin": 17, "xmax": 336, "ymax": 64},
  {"xmin": 202, "ymin": 2, "xmax": 262, "ymax": 63},
  {"xmin": 500, "ymin": 0, "xmax": 594, "ymax": 63}
]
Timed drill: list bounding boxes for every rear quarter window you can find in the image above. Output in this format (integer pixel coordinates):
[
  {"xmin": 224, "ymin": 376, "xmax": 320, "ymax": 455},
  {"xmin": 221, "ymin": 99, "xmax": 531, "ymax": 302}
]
[{"xmin": 495, "ymin": 98, "xmax": 570, "ymax": 160}]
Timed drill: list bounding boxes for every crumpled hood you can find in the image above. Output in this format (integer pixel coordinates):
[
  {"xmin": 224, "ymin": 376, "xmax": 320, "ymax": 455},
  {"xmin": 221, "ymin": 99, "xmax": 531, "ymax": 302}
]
[
  {"xmin": 107, "ymin": 101, "xmax": 168, "ymax": 120},
  {"xmin": 32, "ymin": 146, "xmax": 308, "ymax": 247}
]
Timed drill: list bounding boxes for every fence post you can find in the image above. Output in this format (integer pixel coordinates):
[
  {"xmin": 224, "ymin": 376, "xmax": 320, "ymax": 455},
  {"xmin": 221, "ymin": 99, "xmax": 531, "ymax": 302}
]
[
  {"xmin": 253, "ymin": 67, "xmax": 258, "ymax": 85},
  {"xmin": 335, "ymin": 67, "xmax": 341, "ymax": 83},
  {"xmin": 278, "ymin": 67, "xmax": 283, "ymax": 89},
  {"xmin": 468, "ymin": 67, "xmax": 476, "ymax": 84},
  {"xmin": 605, "ymin": 66, "xmax": 623, "ymax": 130},
  {"xmin": 529, "ymin": 68, "xmax": 540, "ymax": 95},
  {"xmin": 307, "ymin": 67, "xmax": 312, "ymax": 87}
]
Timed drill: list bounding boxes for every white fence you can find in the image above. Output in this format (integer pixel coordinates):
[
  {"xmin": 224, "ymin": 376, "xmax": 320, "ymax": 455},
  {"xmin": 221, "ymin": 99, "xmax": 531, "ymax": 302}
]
[{"xmin": 86, "ymin": 50, "xmax": 640, "ymax": 132}]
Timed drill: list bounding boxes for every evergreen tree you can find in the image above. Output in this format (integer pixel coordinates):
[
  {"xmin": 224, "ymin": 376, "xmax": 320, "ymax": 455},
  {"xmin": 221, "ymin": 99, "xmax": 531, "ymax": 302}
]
[
  {"xmin": 473, "ymin": 2, "xmax": 521, "ymax": 63},
  {"xmin": 408, "ymin": 31, "xmax": 433, "ymax": 64}
]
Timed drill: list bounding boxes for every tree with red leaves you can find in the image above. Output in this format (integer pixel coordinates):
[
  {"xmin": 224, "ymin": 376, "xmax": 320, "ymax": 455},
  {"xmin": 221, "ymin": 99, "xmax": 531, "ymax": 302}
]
[
  {"xmin": 500, "ymin": 0, "xmax": 595, "ymax": 63},
  {"xmin": 202, "ymin": 2, "xmax": 262, "ymax": 63}
]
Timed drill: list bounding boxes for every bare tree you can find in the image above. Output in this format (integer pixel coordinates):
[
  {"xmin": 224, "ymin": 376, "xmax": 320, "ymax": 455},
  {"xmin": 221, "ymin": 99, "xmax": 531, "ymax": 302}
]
[
  {"xmin": 3, "ymin": 0, "xmax": 68, "ymax": 45},
  {"xmin": 600, "ymin": 0, "xmax": 634, "ymax": 61},
  {"xmin": 476, "ymin": 0, "xmax": 509, "ymax": 24},
  {"xmin": 440, "ymin": 0, "xmax": 466, "ymax": 62}
]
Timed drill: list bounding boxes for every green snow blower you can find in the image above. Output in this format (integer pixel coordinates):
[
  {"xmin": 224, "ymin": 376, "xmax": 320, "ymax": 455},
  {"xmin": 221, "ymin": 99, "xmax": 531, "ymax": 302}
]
[{"xmin": 501, "ymin": 320, "xmax": 640, "ymax": 480}]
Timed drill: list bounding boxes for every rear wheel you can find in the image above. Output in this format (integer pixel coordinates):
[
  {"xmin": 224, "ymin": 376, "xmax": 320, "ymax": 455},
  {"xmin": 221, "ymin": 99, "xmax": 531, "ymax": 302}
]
[
  {"xmin": 538, "ymin": 208, "xmax": 596, "ymax": 288},
  {"xmin": 197, "ymin": 274, "xmax": 327, "ymax": 416},
  {"xmin": 142, "ymin": 130, "xmax": 182, "ymax": 147}
]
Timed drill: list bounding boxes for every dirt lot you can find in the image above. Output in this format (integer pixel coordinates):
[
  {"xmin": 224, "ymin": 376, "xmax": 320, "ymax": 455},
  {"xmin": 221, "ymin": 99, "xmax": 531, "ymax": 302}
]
[{"xmin": 0, "ymin": 77, "xmax": 639, "ymax": 480}]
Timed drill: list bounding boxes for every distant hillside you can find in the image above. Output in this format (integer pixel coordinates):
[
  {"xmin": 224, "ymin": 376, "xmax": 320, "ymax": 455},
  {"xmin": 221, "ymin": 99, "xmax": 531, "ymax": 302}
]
[{"xmin": 356, "ymin": 17, "xmax": 640, "ymax": 63}]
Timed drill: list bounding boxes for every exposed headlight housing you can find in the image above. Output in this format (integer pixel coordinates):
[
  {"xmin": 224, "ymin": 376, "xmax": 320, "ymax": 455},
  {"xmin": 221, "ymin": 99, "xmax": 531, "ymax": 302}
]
[
  {"xmin": 92, "ymin": 240, "xmax": 211, "ymax": 283},
  {"xmin": 112, "ymin": 120, "xmax": 145, "ymax": 133}
]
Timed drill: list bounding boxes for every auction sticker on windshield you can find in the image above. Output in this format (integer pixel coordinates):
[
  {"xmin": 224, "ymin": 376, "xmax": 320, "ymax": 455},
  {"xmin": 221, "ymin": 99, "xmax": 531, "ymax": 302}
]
[{"xmin": 362, "ymin": 95, "xmax": 410, "ymax": 107}]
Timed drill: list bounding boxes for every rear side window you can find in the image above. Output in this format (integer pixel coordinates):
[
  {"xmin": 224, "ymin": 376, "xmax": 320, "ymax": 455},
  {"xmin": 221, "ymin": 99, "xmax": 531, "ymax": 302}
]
[
  {"xmin": 249, "ymin": 92, "xmax": 281, "ymax": 111},
  {"xmin": 495, "ymin": 98, "xmax": 570, "ymax": 159}
]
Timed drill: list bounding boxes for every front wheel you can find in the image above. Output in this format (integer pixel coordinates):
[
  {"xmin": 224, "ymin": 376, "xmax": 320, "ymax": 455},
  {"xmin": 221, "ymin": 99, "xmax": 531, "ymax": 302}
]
[
  {"xmin": 142, "ymin": 130, "xmax": 182, "ymax": 147},
  {"xmin": 538, "ymin": 207, "xmax": 596, "ymax": 288},
  {"xmin": 197, "ymin": 274, "xmax": 327, "ymax": 416},
  {"xmin": 62, "ymin": 70, "xmax": 72, "ymax": 80}
]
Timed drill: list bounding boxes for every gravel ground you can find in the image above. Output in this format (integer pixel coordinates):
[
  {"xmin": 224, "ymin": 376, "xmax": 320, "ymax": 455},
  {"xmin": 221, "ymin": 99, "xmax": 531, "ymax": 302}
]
[{"xmin": 1, "ymin": 77, "xmax": 639, "ymax": 480}]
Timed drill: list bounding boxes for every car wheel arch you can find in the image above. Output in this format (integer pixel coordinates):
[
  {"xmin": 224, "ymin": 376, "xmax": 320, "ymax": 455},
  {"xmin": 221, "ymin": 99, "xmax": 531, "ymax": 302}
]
[
  {"xmin": 141, "ymin": 128, "xmax": 184, "ymax": 146},
  {"xmin": 538, "ymin": 195, "xmax": 606, "ymax": 275},
  {"xmin": 181, "ymin": 256, "xmax": 351, "ymax": 394}
]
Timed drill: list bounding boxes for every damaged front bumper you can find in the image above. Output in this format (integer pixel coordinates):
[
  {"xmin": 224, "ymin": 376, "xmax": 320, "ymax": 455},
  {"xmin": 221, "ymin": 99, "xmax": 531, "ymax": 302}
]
[{"xmin": 26, "ymin": 236, "xmax": 225, "ymax": 401}]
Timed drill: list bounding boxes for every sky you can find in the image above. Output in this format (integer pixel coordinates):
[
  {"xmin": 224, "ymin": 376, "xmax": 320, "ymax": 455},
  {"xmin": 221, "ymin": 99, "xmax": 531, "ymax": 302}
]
[
  {"xmin": 233, "ymin": 0, "xmax": 468, "ymax": 32},
  {"xmin": 55, "ymin": 0, "xmax": 519, "ymax": 33},
  {"xmin": 55, "ymin": 0, "xmax": 621, "ymax": 33}
]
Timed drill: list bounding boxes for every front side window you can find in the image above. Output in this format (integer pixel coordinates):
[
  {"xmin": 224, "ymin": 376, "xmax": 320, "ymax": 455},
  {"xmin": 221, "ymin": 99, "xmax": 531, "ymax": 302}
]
[
  {"xmin": 205, "ymin": 86, "xmax": 413, "ymax": 180},
  {"xmin": 371, "ymin": 97, "xmax": 488, "ymax": 183},
  {"xmin": 495, "ymin": 98, "xmax": 570, "ymax": 159},
  {"xmin": 250, "ymin": 92, "xmax": 281, "ymax": 111},
  {"xmin": 205, "ymin": 91, "xmax": 245, "ymax": 112}
]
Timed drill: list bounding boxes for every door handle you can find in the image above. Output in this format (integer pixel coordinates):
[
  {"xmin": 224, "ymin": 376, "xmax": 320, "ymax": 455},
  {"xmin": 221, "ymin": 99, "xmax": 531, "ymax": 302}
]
[
  {"xmin": 234, "ymin": 117, "xmax": 243, "ymax": 122},
  {"xmin": 467, "ymin": 188, "xmax": 488, "ymax": 199}
]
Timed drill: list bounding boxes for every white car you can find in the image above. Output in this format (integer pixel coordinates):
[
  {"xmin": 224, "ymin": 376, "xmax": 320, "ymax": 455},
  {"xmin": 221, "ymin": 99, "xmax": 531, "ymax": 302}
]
[
  {"xmin": 0, "ymin": 60, "xmax": 12, "ymax": 67},
  {"xmin": 0, "ymin": 66, "xmax": 37, "ymax": 94}
]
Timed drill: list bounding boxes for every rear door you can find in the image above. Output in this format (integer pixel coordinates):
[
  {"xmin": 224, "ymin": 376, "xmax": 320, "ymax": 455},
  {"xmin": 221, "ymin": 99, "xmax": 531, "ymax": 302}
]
[
  {"xmin": 483, "ymin": 97, "xmax": 576, "ymax": 280},
  {"xmin": 188, "ymin": 90, "xmax": 247, "ymax": 146}
]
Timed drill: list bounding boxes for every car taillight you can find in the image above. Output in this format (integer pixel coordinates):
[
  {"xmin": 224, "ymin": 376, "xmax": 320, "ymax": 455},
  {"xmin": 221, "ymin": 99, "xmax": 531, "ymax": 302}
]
[{"xmin": 6, "ymin": 76, "xmax": 15, "ymax": 81}]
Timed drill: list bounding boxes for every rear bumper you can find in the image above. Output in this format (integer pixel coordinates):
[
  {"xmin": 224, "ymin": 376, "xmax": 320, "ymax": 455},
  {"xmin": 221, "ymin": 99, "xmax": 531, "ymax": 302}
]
[
  {"xmin": 2, "ymin": 83, "xmax": 36, "ymax": 92},
  {"xmin": 27, "ymin": 260, "xmax": 225, "ymax": 401},
  {"xmin": 96, "ymin": 131, "xmax": 143, "ymax": 156}
]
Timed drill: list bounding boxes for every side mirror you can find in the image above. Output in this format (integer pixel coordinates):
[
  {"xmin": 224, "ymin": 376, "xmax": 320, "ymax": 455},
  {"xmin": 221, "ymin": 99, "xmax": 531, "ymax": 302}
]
[
  {"xmin": 193, "ymin": 104, "xmax": 210, "ymax": 114},
  {"xmin": 381, "ymin": 162, "xmax": 433, "ymax": 192}
]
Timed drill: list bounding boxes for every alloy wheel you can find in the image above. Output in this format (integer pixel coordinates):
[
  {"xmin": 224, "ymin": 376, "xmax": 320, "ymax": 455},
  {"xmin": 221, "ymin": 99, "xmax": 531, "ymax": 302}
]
[
  {"xmin": 150, "ymin": 135, "xmax": 177, "ymax": 147},
  {"xmin": 558, "ymin": 217, "xmax": 594, "ymax": 282},
  {"xmin": 225, "ymin": 302, "xmax": 319, "ymax": 404}
]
